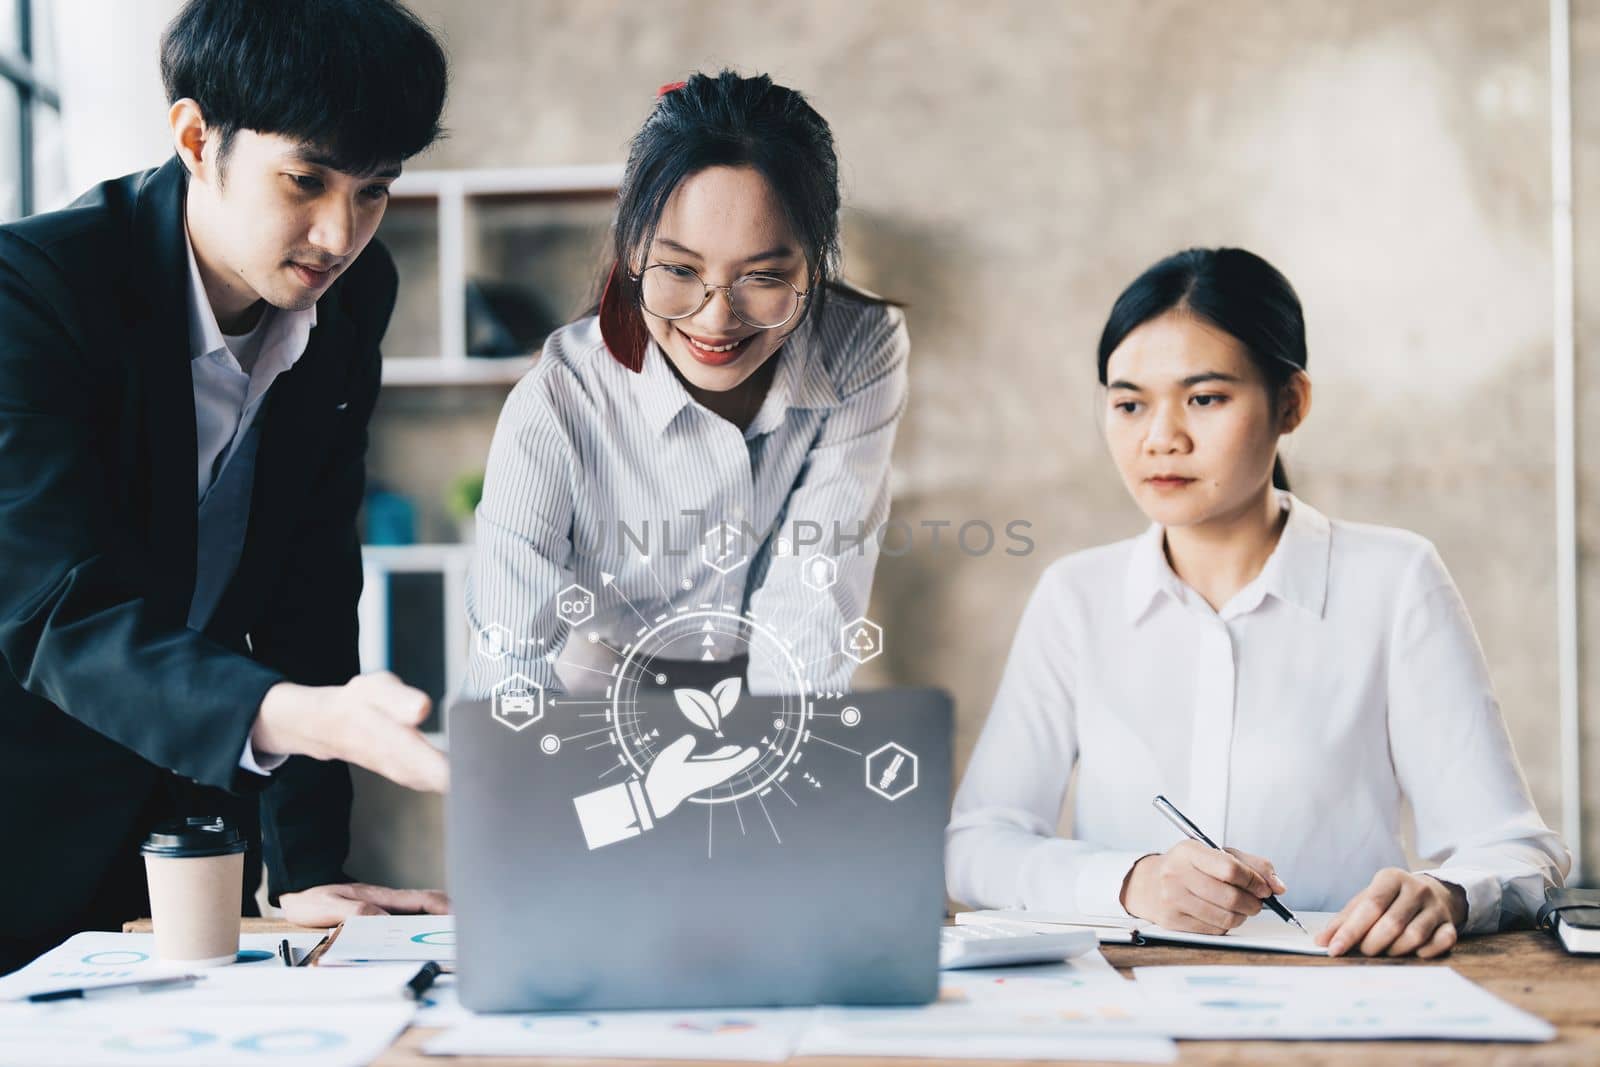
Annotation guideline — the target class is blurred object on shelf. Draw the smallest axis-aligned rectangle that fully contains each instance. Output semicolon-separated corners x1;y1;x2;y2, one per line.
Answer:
364;485;417;545
465;277;559;357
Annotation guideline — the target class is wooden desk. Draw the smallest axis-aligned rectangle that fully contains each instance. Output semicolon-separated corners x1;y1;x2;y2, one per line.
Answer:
126;919;1600;1065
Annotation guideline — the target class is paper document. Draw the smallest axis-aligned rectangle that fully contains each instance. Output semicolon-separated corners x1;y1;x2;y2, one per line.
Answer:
139;963;419;1004
0;1002;413;1067
423;1006;815;1061
956;909;1141;944
0;931;330;1001
959;909;1338;954
1132;965;1555;1041
796;958;1175;1062
424;955;1174;1062
410;973;473;1028
1138;911;1336;955
319;914;455;966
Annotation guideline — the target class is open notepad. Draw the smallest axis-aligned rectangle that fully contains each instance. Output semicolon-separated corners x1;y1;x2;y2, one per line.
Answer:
956;909;1339;956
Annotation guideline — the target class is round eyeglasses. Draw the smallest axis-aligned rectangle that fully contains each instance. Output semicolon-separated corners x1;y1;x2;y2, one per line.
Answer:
634;263;808;330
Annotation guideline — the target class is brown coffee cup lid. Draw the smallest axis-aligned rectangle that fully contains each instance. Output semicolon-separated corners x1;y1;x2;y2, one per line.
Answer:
140;816;247;858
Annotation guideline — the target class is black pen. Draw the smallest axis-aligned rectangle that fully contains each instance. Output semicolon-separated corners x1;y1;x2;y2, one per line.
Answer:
27;974;202;1003
1152;794;1306;933
405;960;443;1001
278;938;293;967
296;933;330;967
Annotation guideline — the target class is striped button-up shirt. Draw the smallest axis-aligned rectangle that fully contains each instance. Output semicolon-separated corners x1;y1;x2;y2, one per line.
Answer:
463;291;909;700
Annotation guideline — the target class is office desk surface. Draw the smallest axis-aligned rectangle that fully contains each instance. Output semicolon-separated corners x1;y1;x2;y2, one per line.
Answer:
126;919;1600;1065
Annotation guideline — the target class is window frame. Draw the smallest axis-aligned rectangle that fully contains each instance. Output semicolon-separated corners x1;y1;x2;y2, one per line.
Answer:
0;0;61;218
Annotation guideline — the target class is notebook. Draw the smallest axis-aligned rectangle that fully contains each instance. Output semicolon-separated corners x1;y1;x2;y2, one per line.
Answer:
1537;888;1600;955
956;909;1338;956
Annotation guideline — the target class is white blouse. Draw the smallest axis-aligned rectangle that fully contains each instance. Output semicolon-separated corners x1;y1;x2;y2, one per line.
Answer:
946;493;1568;934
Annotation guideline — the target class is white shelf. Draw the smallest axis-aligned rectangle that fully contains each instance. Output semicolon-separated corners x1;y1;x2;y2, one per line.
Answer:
380;356;534;387
380;164;623;377
362;542;474;571
391;164;625;199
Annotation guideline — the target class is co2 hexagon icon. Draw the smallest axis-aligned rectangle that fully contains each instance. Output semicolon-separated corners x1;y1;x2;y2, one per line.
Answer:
840;616;883;664
476;622;513;660
802;554;838;593
491;672;545;733
866;742;918;801
701;522;750;575
555;583;595;627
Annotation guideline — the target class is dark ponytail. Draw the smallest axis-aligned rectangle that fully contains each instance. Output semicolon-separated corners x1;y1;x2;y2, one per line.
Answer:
1096;248;1307;492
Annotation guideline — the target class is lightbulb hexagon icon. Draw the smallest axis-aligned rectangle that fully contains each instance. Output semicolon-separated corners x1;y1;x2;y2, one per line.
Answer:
802;554;839;593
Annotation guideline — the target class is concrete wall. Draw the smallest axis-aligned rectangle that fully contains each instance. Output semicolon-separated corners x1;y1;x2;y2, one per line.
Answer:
349;0;1596;893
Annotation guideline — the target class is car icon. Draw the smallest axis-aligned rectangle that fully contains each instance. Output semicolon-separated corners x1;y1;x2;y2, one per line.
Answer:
499;688;537;717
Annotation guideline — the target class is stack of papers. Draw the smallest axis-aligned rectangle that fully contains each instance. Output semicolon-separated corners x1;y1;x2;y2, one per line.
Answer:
0;931;331;1000
425;952;1181;1063
423;1006;818;1062
3;926;1560;1063
0;933;419;1067
0;1003;414;1067
796;962;1177;1062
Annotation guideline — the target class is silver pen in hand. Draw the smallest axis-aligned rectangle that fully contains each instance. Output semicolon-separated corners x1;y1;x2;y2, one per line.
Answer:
1152;794;1306;933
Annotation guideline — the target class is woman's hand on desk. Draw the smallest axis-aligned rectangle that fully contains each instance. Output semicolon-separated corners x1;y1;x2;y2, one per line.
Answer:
280;883;452;926
1316;868;1467;958
1120;840;1287;934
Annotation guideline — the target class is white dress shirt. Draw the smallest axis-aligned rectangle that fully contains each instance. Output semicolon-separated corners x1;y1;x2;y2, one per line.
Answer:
463;292;909;699
184;234;315;503
183;229;315;774
946;492;1569;934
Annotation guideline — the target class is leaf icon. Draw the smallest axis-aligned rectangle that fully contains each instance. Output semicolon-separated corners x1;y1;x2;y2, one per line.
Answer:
675;688;723;736
711;677;742;721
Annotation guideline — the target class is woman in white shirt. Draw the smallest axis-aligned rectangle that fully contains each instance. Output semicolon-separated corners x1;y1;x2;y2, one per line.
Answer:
465;71;907;705
946;247;1567;958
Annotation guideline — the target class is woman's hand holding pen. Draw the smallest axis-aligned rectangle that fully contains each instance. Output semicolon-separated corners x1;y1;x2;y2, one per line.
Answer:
1316;868;1466;958
1120;840;1288;934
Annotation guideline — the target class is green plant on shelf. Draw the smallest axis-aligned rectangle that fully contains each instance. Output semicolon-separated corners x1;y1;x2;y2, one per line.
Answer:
447;471;485;544
446;470;485;521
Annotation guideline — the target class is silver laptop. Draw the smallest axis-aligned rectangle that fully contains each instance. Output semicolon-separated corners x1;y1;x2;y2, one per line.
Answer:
447;678;951;1012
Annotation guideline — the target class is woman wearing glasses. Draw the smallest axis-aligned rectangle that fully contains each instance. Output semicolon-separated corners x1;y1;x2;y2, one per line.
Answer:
464;71;907;702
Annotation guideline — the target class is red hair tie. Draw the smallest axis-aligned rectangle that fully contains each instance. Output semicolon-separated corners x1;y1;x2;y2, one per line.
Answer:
657;80;687;97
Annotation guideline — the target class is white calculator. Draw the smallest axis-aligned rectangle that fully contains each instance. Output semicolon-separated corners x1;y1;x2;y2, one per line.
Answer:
939;920;1100;970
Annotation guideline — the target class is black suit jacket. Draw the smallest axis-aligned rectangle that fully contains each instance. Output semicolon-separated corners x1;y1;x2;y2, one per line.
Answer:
0;157;392;973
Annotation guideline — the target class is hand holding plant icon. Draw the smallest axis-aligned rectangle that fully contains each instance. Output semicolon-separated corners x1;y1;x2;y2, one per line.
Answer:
674;677;742;738
643;734;762;818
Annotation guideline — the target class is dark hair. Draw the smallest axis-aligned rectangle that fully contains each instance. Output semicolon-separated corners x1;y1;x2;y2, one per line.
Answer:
1097;247;1307;492
160;0;448;176
617;71;841;308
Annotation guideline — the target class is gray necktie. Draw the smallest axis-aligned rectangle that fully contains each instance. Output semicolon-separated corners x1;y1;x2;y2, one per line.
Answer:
187;409;264;632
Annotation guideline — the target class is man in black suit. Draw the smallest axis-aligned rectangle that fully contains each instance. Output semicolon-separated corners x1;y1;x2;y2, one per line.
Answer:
0;0;453;974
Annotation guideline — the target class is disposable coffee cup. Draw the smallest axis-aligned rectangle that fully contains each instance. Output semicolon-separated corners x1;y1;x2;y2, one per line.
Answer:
140;816;246;967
